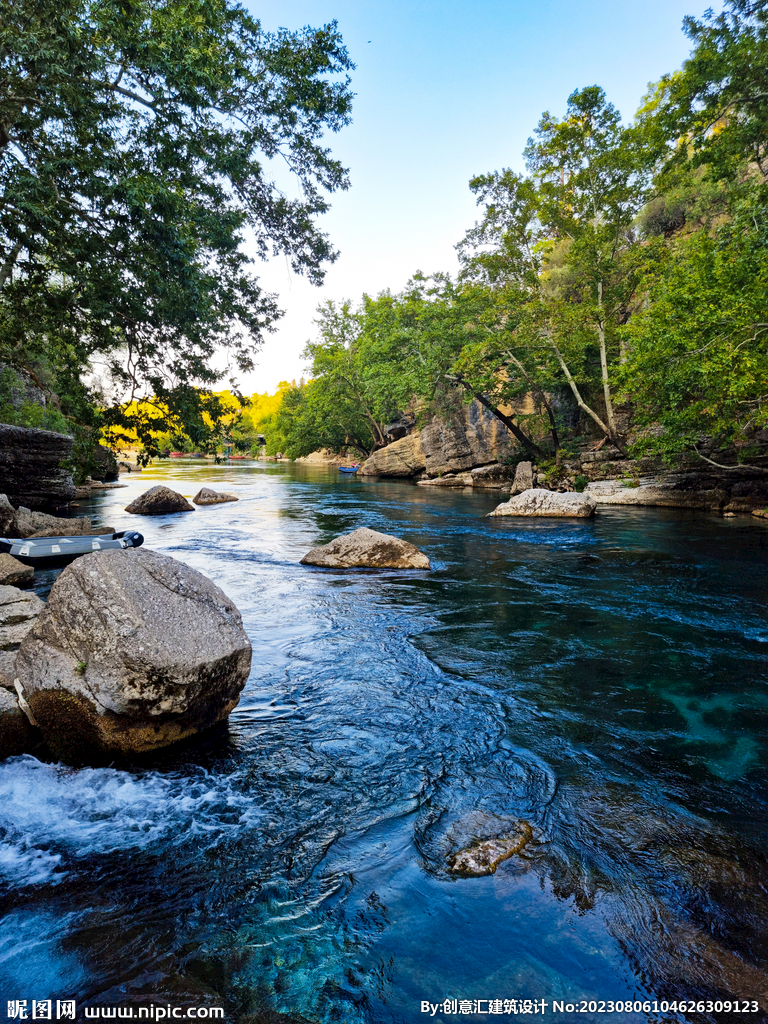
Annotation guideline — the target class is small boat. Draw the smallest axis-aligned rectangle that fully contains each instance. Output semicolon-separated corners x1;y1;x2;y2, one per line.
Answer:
228;454;251;461
1;531;144;569
338;465;359;474
169;452;186;458
188;452;203;458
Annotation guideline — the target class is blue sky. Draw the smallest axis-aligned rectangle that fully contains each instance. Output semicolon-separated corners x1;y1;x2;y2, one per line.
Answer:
240;0;710;393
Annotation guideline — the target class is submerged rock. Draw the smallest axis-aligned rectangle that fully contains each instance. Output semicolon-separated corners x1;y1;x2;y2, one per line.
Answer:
16;548;252;762
125;485;194;515
448;820;533;877
0;553;33;587
193;487;238;506
489;488;596;518
0;586;44;650
300;527;430;569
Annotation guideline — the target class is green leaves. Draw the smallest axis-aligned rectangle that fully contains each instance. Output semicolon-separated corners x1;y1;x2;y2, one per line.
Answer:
0;0;353;444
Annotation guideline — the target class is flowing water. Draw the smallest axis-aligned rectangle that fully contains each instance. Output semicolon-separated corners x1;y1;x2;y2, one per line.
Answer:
2;462;768;1023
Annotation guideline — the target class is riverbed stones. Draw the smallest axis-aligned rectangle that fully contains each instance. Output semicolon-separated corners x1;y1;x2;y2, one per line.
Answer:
0;554;33;587
0;586;44;650
448;820;533;877
300;527;431;569
489;488;597;518
192;487;238;506
15;548;252;762
125;485;194;515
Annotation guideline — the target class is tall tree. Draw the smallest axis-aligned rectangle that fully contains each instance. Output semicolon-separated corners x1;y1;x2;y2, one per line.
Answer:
459;87;650;453
0;0;353;449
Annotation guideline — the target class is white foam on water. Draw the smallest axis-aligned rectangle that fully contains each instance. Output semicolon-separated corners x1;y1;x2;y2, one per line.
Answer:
0;754;262;886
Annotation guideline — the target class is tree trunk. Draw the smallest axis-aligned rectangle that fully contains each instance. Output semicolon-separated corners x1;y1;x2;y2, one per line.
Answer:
449;374;544;458
504;350;560;449
596;281;624;451
548;337;629;457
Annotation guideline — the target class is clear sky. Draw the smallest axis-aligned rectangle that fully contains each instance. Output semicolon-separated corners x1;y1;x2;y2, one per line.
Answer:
238;0;709;395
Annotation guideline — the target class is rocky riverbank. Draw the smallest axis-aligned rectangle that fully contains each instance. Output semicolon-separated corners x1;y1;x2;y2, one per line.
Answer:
356;403;768;514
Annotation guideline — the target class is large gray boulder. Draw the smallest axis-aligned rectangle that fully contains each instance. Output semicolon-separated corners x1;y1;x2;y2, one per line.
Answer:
0;586;44;650
301;527;430;569
15;548;252;762
193;487;238;506
125;485;194;515
489;488;597;518
0;424;76;508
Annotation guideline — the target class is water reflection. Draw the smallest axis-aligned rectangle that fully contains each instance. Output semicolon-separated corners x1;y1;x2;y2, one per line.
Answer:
2;462;767;1022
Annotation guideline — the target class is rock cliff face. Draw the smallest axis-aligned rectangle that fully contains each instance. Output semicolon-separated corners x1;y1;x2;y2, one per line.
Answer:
0;424;76;509
361;400;515;478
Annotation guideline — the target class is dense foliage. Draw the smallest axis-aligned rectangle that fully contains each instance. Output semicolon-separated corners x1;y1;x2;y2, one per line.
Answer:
0;0;352;459
271;0;768;469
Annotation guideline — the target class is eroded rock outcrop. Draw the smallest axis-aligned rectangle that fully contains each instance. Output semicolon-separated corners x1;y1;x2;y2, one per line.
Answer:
489;489;596;518
360;400;517;478
0;586;44;650
0;424;76;508
193;487;238;506
125;485;194;515
16;548;252;762
360;434;426;477
300;527;430;569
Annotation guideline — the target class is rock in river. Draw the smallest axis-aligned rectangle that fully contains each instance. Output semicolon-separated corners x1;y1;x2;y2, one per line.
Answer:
448;820;533;877
489;488;596;518
193;487;238;506
15;548;252;762
300;527;431;569
125;485;194;515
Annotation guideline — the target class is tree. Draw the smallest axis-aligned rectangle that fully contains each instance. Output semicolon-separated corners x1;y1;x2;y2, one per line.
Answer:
458;87;650;453
0;0;353;453
621;188;768;465
650;0;768;182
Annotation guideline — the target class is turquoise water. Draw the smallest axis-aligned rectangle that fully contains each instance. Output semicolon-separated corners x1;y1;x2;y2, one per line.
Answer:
2;462;767;1023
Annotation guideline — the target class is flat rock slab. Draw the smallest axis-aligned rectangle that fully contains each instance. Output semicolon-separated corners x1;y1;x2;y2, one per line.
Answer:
448;820;533;877
489;488;596;518
0;553;34;587
193;488;238;506
301;527;430;569
125;486;194;515
16;547;251;762
0;586;44;651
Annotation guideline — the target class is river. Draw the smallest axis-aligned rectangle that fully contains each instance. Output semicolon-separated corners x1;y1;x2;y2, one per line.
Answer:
1;461;767;1023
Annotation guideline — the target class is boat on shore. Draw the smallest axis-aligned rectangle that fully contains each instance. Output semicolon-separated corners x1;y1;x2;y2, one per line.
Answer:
1;531;144;568
169;452;185;458
338;465;360;474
